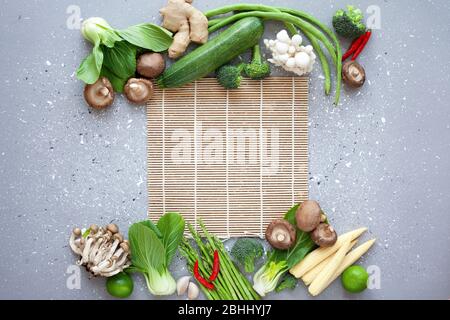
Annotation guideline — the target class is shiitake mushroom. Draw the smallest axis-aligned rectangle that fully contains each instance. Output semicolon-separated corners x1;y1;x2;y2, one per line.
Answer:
342;60;366;88
295;200;322;232
311;223;337;247
136;52;165;78
124;78;154;104
83;77;115;109
265;219;296;250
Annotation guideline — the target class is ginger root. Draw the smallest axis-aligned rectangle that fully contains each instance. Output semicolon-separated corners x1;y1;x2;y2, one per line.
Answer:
160;0;209;59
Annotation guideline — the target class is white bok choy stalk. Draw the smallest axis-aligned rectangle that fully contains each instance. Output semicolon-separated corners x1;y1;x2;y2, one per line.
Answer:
253;259;289;296
81;17;121;47
128;212;185;296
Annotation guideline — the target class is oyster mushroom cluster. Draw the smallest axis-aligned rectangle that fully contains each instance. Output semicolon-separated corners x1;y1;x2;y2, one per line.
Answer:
69;223;131;277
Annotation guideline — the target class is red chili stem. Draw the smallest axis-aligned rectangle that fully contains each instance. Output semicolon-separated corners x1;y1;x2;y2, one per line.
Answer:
342;34;366;61
352;30;372;61
209;250;220;281
193;260;214;290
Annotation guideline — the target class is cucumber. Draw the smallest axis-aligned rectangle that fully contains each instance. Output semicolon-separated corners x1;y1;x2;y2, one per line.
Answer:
157;17;264;88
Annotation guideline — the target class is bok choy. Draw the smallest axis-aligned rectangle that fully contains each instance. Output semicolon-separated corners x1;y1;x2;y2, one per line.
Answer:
252;203;316;297
128;212;185;296
77;17;173;92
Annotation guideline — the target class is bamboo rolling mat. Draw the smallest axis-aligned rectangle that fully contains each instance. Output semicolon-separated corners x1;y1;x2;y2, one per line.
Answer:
147;77;308;237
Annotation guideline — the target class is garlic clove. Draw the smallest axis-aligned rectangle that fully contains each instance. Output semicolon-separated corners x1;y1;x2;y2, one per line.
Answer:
187;282;200;300
176;276;191;296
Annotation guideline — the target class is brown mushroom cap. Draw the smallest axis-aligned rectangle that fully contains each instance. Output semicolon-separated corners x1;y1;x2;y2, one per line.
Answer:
73;228;82;236
120;242;130;252
89;224;99;234
113;233;124;242
106;223;119;234
136;53;165;78
83;77;115;109
124;78;154;104
265;219;296;250
342;60;366;88
295;200;322;232
311;223;338;247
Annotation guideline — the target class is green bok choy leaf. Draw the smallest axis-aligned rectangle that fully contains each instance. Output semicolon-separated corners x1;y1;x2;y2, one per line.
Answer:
76;17;173;90
128;212;185;296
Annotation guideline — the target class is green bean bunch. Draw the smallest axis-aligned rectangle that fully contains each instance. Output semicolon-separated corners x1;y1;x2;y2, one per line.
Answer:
179;220;260;300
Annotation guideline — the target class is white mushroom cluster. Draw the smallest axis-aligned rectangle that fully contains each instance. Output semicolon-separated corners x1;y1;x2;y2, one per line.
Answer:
264;30;316;76
69;224;131;277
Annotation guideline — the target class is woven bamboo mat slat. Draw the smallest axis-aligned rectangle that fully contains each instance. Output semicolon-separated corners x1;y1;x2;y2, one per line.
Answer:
147;77;308;238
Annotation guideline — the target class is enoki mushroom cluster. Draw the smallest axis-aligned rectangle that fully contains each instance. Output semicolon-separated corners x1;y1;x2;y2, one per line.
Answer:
69;224;131;277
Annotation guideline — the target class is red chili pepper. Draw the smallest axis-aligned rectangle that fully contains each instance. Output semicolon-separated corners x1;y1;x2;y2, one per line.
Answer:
352;30;372;61
342;33;366;61
193;260;214;290
209;250;220;281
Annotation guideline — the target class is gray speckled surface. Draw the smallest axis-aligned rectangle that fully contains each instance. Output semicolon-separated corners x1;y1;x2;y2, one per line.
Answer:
0;0;449;300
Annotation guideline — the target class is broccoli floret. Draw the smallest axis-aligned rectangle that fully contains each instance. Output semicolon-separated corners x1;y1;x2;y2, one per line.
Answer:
244;44;271;80
332;5;366;39
231;238;264;273
216;63;245;89
275;274;298;293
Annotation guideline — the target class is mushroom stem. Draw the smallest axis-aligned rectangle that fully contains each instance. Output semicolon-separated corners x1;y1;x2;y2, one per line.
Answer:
69;232;82;255
100;268;124;277
105;234;123;261
102;254;127;273
92;259;113;273
81;237;95;264
89;237;104;262
93;242;109;265
111;248;124;260
99;87;110;97
105;239;120;261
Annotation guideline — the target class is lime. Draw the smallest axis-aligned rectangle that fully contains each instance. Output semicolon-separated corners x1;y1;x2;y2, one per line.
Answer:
106;272;134;298
341;265;368;293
